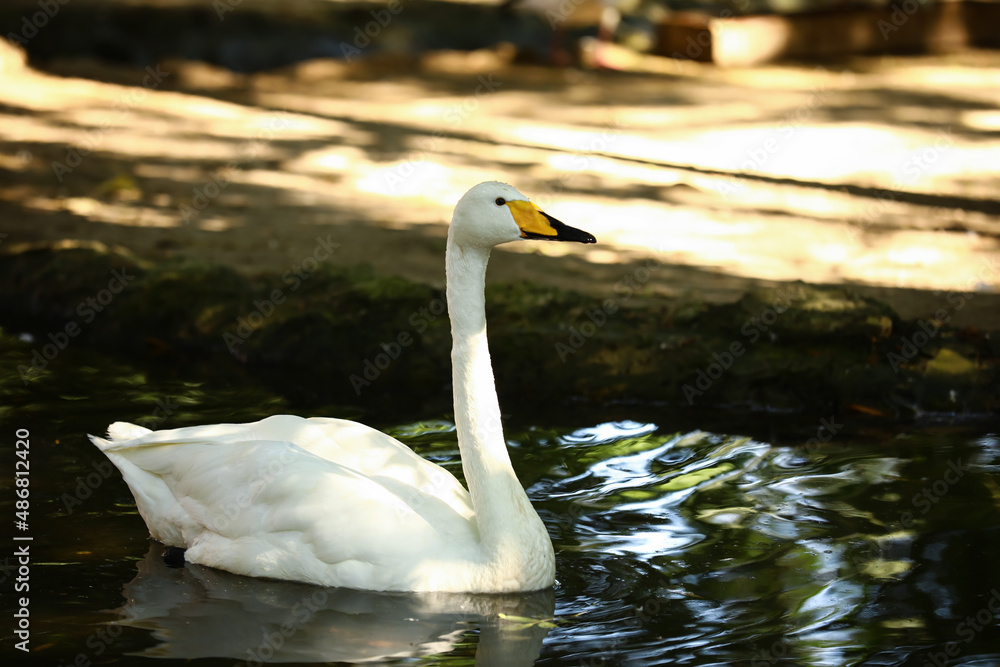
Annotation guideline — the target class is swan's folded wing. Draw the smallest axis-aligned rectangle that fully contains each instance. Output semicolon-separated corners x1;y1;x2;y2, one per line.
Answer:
301;417;474;518
95;416;466;500
120;415;473;519
92;428;480;589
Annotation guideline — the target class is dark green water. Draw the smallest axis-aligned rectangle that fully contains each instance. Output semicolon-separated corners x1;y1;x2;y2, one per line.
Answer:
2;338;999;666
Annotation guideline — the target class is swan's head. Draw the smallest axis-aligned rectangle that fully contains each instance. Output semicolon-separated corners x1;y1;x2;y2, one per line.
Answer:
450;181;596;249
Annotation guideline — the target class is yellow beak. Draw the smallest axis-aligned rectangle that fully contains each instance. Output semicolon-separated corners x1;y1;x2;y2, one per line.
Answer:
505;200;596;244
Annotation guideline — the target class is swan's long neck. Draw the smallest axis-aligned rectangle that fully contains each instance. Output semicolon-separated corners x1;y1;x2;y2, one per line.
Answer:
445;239;553;585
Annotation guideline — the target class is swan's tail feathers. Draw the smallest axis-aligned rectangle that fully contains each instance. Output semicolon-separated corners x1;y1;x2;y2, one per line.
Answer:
88;422;153;452
86;423;187;546
108;422;153;442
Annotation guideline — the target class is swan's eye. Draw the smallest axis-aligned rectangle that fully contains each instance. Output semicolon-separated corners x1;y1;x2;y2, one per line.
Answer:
494;197;506;206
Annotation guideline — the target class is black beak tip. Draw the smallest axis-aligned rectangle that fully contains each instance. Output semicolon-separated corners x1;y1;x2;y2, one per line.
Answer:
541;211;597;244
559;226;596;244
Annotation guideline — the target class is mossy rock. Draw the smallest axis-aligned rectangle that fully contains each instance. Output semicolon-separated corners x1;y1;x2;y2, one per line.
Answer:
734;285;896;340
109;258;251;347
1;245;997;418
0;244;145;327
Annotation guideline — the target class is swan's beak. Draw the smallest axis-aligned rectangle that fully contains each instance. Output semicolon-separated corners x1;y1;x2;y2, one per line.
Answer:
507;200;597;244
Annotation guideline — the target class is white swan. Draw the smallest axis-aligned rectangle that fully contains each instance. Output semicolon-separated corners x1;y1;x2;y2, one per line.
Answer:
90;181;596;593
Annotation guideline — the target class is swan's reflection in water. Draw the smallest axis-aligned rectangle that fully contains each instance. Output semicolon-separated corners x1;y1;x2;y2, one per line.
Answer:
117;544;555;664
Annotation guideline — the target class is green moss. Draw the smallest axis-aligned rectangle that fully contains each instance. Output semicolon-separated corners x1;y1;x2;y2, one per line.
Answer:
925;348;977;376
1;247;997;417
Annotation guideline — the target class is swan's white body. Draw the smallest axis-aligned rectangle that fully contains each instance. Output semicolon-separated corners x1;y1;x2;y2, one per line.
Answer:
90;181;595;593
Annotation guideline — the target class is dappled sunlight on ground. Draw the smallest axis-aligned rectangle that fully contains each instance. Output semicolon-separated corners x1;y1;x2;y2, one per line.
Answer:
1;45;998;324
